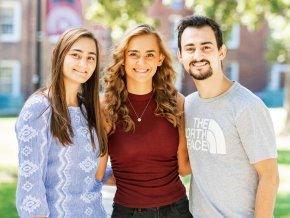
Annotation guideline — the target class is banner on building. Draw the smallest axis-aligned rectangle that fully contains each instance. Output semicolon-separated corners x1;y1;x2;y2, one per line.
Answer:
46;0;82;37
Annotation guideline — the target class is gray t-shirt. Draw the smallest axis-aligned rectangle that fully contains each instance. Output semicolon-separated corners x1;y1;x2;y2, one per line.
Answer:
184;82;277;218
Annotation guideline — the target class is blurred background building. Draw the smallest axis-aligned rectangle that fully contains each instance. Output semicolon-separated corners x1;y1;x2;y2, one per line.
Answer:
0;0;286;115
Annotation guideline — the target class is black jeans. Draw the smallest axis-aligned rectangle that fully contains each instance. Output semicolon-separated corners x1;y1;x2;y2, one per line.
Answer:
111;196;193;218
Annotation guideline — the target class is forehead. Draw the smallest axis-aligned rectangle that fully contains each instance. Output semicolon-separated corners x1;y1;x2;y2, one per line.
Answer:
126;34;159;51
180;26;217;47
70;37;97;53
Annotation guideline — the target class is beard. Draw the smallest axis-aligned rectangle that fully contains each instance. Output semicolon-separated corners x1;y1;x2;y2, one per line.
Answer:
188;59;213;80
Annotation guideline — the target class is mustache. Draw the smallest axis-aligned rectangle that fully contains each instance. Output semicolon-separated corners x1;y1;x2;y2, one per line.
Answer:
189;59;210;65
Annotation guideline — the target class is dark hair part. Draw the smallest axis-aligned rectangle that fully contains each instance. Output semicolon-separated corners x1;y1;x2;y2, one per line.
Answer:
49;27;107;156
177;15;223;51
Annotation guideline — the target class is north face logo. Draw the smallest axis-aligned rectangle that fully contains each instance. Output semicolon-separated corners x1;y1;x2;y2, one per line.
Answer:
186;118;226;154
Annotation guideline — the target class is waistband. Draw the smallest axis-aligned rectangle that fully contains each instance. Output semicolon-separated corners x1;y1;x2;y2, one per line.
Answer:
113;196;188;212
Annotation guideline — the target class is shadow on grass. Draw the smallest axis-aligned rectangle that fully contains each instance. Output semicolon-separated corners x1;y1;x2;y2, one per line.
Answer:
0;181;18;218
274;193;290;218
0;178;289;217
278;150;290;165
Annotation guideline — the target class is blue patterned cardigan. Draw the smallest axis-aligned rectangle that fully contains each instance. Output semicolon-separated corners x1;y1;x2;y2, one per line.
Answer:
15;94;111;218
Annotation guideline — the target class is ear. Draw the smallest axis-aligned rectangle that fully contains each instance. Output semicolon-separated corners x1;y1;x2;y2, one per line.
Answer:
219;44;227;60
177;49;182;64
157;53;165;66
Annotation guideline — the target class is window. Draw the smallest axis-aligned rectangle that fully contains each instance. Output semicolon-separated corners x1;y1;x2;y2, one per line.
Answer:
169;14;182;50
226;61;239;82
170;0;183;9
169;15;183;90
226;24;240;50
0;61;21;96
0;1;21;42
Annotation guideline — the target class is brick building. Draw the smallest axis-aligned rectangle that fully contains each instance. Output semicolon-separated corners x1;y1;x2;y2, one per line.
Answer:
0;0;277;115
0;0;111;115
147;0;271;96
0;0;36;114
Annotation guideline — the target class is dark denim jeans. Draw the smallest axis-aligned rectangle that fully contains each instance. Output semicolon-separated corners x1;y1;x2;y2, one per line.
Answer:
111;196;193;218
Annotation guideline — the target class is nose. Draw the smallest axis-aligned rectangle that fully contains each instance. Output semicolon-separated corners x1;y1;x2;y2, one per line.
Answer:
78;58;88;70
136;56;146;65
193;48;203;60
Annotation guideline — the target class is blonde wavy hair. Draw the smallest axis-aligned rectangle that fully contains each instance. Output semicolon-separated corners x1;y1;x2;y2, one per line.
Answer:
103;24;181;134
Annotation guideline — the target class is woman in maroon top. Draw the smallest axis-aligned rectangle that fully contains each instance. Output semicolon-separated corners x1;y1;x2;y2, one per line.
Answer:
103;24;192;218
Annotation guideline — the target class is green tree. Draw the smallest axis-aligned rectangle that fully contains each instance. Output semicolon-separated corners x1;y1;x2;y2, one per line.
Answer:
187;0;290;133
87;0;290;133
86;0;155;41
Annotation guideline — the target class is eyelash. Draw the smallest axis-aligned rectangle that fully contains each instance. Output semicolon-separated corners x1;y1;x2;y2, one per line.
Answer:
70;53;95;61
128;53;154;58
185;47;211;52
71;53;80;58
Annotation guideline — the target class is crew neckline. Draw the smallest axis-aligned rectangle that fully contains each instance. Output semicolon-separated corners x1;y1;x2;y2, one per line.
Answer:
128;91;154;101
197;81;239;103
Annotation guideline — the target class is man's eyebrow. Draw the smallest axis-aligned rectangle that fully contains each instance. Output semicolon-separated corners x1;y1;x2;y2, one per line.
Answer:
201;41;214;45
184;41;214;46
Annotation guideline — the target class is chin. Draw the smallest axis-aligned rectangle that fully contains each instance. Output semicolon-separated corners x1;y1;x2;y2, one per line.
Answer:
189;69;213;80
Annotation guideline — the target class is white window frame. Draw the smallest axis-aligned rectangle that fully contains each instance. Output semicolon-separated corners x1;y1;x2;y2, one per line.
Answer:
226;61;239;82
269;63;289;90
169;14;183;91
0;60;21;96
0;1;21;42
226;24;240;50
169;14;182;49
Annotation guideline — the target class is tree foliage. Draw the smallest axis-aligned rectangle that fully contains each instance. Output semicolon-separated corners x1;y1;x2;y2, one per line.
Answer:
188;0;290;132
187;0;290;63
87;0;290;132
86;0;155;40
87;0;290;62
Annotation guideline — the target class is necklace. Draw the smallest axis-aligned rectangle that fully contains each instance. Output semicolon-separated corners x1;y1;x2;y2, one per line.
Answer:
127;93;153;122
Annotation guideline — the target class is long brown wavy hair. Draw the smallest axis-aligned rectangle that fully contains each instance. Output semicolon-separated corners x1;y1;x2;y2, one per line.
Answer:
47;28;107;156
103;24;181;134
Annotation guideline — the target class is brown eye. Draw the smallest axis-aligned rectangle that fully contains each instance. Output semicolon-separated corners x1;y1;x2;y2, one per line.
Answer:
71;53;80;59
88;56;95;61
128;52;139;59
185;47;194;52
204;46;211;51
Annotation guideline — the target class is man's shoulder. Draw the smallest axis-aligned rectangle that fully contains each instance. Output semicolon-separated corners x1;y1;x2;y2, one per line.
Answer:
233;83;266;108
185;91;199;101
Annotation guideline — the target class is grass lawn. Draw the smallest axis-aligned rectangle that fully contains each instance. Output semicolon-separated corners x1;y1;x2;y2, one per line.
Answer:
1;170;289;218
0;182;18;218
274;193;290;217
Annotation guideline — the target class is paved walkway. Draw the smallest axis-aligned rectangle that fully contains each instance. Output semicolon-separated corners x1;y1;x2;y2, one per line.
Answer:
102;186;116;217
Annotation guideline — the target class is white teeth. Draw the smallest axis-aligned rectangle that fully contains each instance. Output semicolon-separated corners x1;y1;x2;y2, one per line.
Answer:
193;62;207;67
134;69;147;73
74;69;86;73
